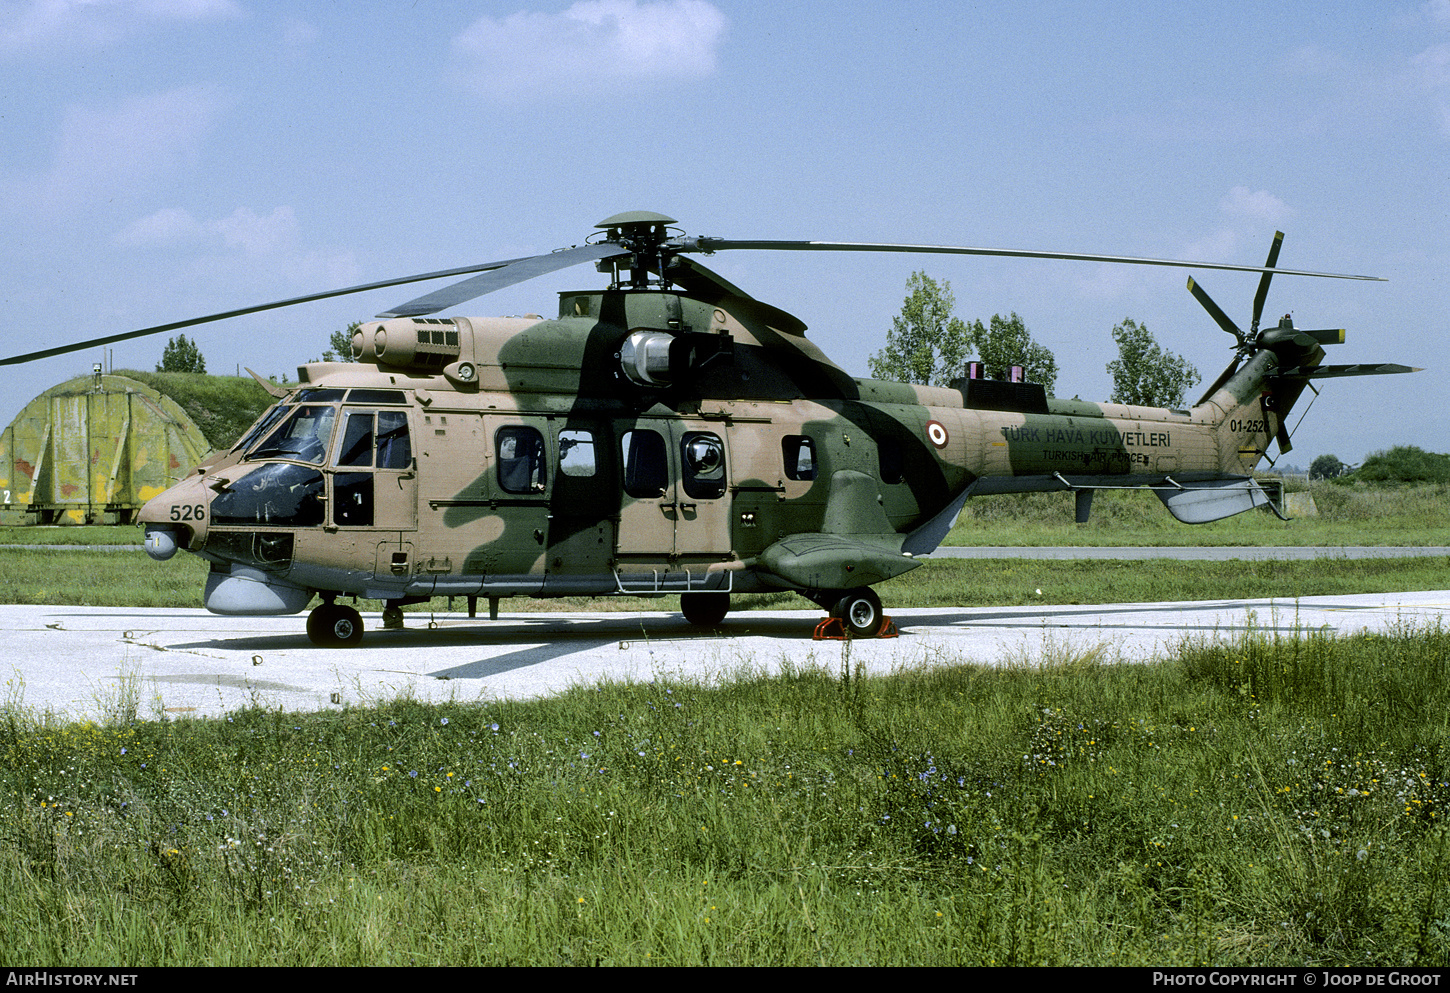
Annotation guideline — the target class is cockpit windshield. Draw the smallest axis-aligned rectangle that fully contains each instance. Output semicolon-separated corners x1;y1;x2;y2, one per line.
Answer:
247;405;336;464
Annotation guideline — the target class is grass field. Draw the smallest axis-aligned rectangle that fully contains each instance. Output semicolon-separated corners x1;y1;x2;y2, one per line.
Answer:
1;480;1446;965
944;480;1450;546
4;622;1450;966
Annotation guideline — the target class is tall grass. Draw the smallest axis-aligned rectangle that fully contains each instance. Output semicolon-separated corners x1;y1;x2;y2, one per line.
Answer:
4;623;1450;966
948;480;1450;546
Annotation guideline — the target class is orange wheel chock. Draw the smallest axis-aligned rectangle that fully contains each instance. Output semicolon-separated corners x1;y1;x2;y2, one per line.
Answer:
812;616;898;640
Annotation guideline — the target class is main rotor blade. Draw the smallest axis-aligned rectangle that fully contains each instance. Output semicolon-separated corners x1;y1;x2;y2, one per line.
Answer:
690;237;1384;282
1251;231;1284;332
1187;277;1245;346
1278;362;1422;379
0;254;544;367
377;243;629;318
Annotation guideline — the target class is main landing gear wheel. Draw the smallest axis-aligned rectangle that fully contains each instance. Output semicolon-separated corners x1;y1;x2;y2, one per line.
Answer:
307;603;364;648
831;587;883;638
681;591;730;627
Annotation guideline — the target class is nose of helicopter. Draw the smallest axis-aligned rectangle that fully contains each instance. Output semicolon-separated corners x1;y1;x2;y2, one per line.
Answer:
137;473;214;560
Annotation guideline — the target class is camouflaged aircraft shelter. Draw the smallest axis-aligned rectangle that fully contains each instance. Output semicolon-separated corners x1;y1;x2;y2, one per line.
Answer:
0;372;211;525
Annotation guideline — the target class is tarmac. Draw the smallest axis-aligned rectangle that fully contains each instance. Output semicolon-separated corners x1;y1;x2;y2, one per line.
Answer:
4;588;1448;723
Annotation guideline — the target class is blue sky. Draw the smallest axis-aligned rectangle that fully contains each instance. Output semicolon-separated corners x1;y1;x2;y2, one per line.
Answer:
1;0;1446;469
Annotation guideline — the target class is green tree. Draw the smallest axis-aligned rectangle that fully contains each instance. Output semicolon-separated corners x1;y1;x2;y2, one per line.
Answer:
1309;454;1346;480
323;322;360;363
867;272;971;387
1105;317;1200;408
156;334;206;373
968;312;1058;397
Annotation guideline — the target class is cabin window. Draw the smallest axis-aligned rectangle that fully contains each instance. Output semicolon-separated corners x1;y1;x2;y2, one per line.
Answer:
879;441;904;485
497;426;547;494
681;432;726;499
559;430;597;477
621;430;667;498
782;435;817;481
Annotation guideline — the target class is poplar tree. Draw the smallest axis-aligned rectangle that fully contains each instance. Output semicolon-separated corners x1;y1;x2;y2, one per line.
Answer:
967;312;1058;397
1106;317;1199;407
867;271;970;387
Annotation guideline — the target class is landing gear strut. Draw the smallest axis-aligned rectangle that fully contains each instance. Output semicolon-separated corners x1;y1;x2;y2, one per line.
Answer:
307;602;364;647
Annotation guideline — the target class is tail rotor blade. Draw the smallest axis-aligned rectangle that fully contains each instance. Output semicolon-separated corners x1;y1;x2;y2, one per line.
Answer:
1187;277;1245;347
1251;231;1284;333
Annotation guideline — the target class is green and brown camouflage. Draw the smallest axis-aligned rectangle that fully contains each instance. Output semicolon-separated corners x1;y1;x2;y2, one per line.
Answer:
135;268;1407;645
0;209;1382;645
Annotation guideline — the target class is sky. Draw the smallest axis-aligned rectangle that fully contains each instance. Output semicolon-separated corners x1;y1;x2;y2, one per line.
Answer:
1;0;1446;471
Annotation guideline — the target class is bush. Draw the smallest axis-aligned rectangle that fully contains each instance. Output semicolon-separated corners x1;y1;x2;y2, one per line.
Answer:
1341;446;1450;485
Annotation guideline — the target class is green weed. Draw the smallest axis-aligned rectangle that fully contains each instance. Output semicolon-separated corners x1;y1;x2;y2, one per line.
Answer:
4;624;1450;965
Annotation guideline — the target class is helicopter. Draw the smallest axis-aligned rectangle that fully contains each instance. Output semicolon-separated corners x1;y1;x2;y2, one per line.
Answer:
1;211;1414;646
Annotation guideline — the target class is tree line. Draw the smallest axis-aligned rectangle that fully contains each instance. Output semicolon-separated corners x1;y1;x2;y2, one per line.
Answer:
866;270;1201;408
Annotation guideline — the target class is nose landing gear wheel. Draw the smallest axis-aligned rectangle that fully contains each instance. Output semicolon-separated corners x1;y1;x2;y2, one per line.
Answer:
307;603;364;647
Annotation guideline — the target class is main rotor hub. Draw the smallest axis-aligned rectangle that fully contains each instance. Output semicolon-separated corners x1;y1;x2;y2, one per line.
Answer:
593;211;681;290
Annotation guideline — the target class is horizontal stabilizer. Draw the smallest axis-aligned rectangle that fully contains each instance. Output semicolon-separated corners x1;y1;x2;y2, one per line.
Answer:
1155;477;1271;524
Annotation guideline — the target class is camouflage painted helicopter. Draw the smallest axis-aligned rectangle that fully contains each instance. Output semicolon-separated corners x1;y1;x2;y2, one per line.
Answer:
1;211;1412;646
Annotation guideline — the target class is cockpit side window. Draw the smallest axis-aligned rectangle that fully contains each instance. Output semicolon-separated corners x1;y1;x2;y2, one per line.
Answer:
377;410;412;469
336;412;374;467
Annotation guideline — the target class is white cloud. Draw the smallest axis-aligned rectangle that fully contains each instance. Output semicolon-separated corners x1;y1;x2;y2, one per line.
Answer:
3;85;226;213
1173;189;1292;267
1411;41;1450;135
1219;186;1292;225
279;16;318;49
453;0;727;101
115;205;298;255
114;206;208;246
214;205;298;256
1181;226;1241;264
0;0;241;53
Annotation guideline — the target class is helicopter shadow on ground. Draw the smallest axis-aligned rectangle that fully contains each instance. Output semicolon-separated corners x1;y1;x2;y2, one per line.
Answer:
166;613;835;681
896;601;1339;637
163;600;1334;683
